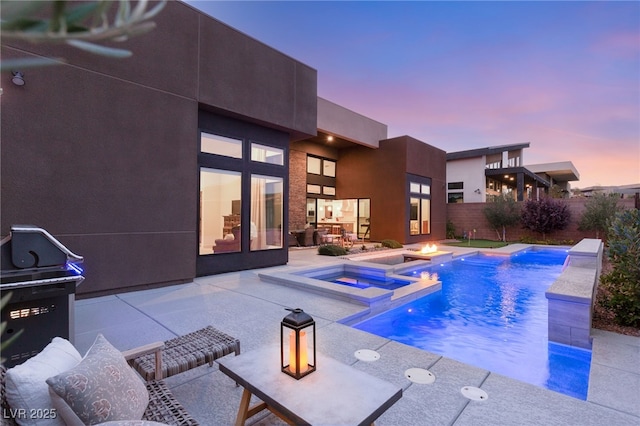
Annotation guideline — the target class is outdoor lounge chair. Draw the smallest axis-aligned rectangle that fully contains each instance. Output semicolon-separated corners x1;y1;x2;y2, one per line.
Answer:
1;339;199;426
128;325;241;381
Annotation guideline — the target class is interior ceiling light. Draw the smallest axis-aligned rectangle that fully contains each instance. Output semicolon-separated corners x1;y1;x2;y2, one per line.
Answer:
327;135;334;142
11;71;25;86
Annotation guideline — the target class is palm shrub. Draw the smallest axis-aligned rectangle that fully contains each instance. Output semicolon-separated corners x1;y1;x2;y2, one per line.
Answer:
577;193;622;240
318;244;347;256
599;209;640;327
381;239;403;249
483;195;520;241
521;197;571;240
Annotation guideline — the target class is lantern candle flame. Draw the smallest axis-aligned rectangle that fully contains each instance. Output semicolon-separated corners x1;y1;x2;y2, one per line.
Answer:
289;330;309;374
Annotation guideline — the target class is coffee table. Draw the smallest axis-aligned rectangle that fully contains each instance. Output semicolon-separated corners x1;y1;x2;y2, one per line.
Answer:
217;346;402;426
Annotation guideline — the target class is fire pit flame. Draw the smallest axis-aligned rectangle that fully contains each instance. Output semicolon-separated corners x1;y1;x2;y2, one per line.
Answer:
420;244;438;254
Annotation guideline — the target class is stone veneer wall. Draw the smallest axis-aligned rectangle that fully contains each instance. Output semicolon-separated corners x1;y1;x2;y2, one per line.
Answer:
289;149;308;230
447;197;636;242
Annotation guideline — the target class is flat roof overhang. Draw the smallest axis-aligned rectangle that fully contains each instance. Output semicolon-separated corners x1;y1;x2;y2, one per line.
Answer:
485;167;550;188
447;143;530;161
526;161;580;182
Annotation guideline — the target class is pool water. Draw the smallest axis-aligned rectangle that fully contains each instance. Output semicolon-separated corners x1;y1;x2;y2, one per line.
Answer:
354;249;592;400
327;274;410;290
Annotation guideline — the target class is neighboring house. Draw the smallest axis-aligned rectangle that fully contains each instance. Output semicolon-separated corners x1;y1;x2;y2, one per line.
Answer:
1;1;445;297
446;144;579;203
526;162;580;196
578;183;640;198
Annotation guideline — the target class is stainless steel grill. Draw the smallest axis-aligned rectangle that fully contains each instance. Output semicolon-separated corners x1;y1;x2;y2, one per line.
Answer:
1;225;84;367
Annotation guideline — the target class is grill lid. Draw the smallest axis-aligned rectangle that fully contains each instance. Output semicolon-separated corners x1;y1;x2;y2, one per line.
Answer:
1;225;84;286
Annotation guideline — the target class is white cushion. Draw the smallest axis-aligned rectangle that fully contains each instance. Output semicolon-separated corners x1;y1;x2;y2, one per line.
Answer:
5;337;82;426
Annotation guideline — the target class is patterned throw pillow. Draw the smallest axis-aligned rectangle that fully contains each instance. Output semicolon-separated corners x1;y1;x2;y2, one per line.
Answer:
46;334;149;425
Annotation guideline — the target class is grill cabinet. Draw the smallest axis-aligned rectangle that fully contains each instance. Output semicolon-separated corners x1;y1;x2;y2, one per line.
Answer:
1;226;84;368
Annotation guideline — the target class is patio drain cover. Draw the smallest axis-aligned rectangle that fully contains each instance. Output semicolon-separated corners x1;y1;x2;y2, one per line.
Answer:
404;368;435;384
354;349;380;362
461;386;488;401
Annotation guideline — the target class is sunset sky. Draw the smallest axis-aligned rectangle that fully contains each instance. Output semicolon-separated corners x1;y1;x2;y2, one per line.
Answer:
185;1;640;189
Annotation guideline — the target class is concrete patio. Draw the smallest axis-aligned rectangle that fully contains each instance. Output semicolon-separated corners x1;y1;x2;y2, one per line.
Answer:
74;246;640;425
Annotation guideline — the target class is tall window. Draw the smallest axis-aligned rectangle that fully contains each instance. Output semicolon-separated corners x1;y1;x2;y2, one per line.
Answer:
197;113;289;276
200;168;241;254
199;131;286;255
409;177;431;235
251;175;283;251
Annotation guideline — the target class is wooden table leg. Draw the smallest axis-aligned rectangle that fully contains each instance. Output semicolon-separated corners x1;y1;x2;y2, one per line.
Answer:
235;388;252;426
235;388;271;426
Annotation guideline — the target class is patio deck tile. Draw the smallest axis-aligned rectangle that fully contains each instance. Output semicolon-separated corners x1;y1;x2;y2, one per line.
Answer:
455;372;639;426
71;245;640;425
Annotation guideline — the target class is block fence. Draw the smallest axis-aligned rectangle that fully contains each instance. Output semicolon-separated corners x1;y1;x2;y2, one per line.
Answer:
446;197;636;243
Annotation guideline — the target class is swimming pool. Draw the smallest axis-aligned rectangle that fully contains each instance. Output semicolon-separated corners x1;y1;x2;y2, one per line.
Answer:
353;248;592;400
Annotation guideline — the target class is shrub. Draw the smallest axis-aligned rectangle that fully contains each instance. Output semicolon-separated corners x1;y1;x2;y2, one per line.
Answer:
446;220;456;239
380;239;403;249
599;209;640;327
483;195;520;241
577;192;622;240
521;197;570;239
318;244;347;256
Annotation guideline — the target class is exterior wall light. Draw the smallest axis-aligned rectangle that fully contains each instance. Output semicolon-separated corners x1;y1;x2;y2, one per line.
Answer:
11;71;25;86
281;308;316;379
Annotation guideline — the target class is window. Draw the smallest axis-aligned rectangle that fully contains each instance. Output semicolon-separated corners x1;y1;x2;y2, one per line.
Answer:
197;112;289;276
200;169;242;254
448;192;464;203
307;157;321;175
448;182;463;190
252;143;284;165
307;155;338;197
421;199;430;233
201;132;242;158
408;177;431;235
307;155;336;177
323;160;336;177
323;186;336;196
251;175;283;251
307;184;321;194
410;197;419;235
